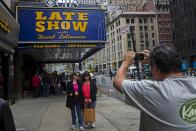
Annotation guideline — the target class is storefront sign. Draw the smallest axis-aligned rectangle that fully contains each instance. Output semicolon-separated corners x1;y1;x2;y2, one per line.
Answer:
0;2;19;53
0;19;10;33
17;7;106;43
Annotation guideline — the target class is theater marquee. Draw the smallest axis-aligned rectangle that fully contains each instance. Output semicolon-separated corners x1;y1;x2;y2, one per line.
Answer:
16;7;106;44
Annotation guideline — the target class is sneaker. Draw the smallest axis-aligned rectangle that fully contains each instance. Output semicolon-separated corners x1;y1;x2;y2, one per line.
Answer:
84;123;89;128
71;125;77;130
79;126;84;131
90;123;95;128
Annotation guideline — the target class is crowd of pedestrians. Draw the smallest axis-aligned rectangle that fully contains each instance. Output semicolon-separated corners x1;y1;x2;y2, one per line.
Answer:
31;71;69;98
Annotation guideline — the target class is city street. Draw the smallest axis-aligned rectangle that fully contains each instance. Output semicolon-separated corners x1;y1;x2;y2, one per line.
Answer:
3;0;196;131
11;93;140;131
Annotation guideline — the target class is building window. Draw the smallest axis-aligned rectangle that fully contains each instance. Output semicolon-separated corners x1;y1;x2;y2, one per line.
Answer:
139;19;143;23
159;28;163;32
126;19;130;24
140;26;143;31
116;21;120;27
151;26;154;31
116;22;118;27
131;19;135;23
146;41;149;49
130;26;135;31
150;18;153;23
144;26;148;31
145;33;148;38
117;43;120;49
128;41;132;49
144;18;147;23
158;14;161;18
140;33;144;39
153;40;155;46
141;44;144;50
127;34;131;38
152;33;155;38
118;52;120;58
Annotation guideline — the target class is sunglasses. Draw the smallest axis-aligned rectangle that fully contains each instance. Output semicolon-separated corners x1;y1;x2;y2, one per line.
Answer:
84;74;90;76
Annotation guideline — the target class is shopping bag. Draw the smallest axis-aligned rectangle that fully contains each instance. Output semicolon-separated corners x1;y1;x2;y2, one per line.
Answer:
83;107;96;123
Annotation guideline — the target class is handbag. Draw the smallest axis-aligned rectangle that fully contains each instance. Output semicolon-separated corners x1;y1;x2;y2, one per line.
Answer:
83;103;96;123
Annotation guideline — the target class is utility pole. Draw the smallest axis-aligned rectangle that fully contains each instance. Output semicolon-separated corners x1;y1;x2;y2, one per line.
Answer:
79;62;82;71
72;63;75;73
129;26;141;80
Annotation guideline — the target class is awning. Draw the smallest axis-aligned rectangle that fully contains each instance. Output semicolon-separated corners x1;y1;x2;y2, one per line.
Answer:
19;45;104;63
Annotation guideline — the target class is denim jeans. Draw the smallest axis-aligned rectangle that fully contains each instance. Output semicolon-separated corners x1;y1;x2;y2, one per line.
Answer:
32;87;40;97
71;104;84;127
42;84;49;97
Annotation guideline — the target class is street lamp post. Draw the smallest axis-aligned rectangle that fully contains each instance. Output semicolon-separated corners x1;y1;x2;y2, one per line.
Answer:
129;26;141;80
72;63;75;73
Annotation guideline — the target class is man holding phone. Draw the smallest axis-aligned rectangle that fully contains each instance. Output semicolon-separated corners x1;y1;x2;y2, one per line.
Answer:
113;44;196;131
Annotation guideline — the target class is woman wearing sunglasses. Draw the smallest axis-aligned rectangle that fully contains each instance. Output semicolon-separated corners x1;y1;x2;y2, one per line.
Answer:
81;71;97;128
66;72;84;131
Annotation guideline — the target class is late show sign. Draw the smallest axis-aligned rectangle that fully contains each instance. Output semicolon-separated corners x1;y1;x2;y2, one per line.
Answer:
17;7;106;43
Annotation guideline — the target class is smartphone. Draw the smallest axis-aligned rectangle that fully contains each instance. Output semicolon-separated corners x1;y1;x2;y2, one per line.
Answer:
134;53;144;60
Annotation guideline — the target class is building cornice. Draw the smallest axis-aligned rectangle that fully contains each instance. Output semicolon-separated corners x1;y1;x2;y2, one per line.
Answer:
107;11;156;27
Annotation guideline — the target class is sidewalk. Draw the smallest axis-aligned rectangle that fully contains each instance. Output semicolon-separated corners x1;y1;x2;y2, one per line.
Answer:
11;95;140;131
